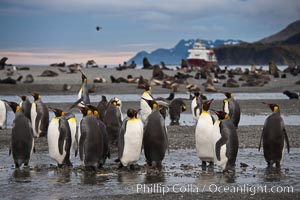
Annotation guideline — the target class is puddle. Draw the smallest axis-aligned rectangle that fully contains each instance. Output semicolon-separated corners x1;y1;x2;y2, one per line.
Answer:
0;148;298;198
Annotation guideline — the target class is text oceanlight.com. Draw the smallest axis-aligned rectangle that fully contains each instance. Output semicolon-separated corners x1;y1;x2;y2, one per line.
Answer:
130;184;294;195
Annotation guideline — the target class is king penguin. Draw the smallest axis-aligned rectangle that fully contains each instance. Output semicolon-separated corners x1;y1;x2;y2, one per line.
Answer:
87;105;110;166
191;92;202;120
143;99;169;170
169;98;186;125
195;99;214;169
48;107;72;167
118;109;143;169
0;100;7;129
30;92;49;137
70;69;90;109
64;112;77;158
6;101;34;168
140;83;154;123
103;98;123;146
78;106;104;169
19;95;32;120
212;110;239;172
223;92;241;128
259;103;290;168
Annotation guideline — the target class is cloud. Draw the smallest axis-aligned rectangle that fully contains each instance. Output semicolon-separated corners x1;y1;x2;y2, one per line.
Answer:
0;49;135;65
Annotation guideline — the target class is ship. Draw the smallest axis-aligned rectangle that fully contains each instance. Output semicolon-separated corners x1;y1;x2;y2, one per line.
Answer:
187;39;218;67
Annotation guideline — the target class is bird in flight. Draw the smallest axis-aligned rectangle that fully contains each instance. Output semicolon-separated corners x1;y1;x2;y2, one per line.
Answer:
96;26;102;31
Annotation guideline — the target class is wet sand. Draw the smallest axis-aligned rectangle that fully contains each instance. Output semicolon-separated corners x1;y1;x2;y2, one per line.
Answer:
0;66;299;199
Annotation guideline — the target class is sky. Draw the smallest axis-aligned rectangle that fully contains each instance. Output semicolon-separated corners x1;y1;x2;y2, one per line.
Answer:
0;0;299;65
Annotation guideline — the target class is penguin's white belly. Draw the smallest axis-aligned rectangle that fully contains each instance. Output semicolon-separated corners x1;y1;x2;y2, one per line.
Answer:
281;140;286;161
31;102;38;137
212;122;228;170
121;120;143;166
140;99;152;122
0;100;7;128
191;99;199;120
195;115;214;161
68;118;77;157
48;119;66;164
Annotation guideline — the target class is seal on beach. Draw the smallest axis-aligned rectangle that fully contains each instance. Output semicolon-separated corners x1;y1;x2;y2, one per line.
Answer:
169;98;187;125
6;101;34;168
223;92;241;128
0;100;7;129
48;107;72;167
19;96;32;120
195;99;214;169
283;90;299;99
191;92;202;120
117;109;143;169
78;106;104;169
212;110;239;172
140;83;154;123
259;103;290;168
30;92;49;137
143;99;169;170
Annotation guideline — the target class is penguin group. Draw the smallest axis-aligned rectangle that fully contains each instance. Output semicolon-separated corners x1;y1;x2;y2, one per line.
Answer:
0;69;290;174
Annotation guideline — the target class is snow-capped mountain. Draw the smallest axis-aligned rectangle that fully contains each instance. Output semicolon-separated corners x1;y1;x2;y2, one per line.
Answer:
128;39;243;65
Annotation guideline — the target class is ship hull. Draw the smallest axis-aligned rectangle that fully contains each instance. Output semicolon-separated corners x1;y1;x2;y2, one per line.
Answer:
187;58;217;68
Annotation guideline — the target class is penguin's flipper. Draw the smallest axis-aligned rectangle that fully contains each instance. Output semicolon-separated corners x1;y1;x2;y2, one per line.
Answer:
58;120;67;155
69;97;83;109
79;125;86;161
118;119;128;160
9;147;11;156
283;128;290;153
215;137;227;161
259;126;265;151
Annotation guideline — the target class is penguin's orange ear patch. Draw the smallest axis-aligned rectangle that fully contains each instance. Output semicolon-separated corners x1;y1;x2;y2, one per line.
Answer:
274;105;279;112
225;113;230;119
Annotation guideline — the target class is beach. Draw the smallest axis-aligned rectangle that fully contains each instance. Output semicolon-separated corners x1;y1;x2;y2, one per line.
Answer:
0;66;299;199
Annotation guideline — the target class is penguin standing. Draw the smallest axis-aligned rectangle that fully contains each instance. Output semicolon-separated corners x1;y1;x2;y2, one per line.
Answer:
0;100;7;129
191;92;202;120
140;83;154;123
19;95;32;120
223;92;241;128
87;105;110;166
96;95;108;121
143;99;169;169
78;106;103;169
118;109;143;169
212;110;239;172
6;101;34;168
70;69;90;109
103;98;123;145
30;93;49;137
195;99;214;169
169;98;186;125
64;112;77;158
48;107;72;167
259;103;290;168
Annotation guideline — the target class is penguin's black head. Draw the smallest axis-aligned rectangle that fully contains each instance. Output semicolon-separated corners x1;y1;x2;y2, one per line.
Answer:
127;109;139;118
142;98;158;110
262;102;279;112
101;95;107;102
79;70;87;83
110;98;121;107
87;105;99;117
202;99;214;111
212;110;229;120
5;101;21;113
143;83;151;92
224;92;233;99
19;95;27;101
78;106;92;117
194;92;200;98
49;107;65;117
31;92;40;101
181;103;187;112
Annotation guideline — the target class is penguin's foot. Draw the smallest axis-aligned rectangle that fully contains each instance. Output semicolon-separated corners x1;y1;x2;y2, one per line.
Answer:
275;161;281;168
208;161;214;167
201;161;207;170
129;164;135;170
118;163;124;169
